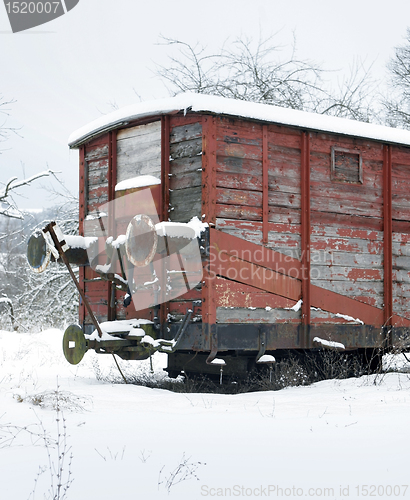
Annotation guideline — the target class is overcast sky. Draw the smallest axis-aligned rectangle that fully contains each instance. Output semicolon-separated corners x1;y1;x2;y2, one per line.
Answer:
1;0;410;210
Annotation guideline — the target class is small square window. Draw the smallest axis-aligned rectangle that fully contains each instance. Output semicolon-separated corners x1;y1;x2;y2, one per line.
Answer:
331;147;363;184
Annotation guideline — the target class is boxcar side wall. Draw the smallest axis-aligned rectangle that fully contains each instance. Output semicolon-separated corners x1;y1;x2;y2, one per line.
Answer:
201;114;410;342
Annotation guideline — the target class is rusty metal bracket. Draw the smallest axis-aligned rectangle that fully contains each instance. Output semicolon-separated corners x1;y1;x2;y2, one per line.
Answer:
158;309;192;353
256;329;267;362
205;324;218;365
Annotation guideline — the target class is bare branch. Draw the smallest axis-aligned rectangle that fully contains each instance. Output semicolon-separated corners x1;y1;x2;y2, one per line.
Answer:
0;95;19;148
0;170;57;219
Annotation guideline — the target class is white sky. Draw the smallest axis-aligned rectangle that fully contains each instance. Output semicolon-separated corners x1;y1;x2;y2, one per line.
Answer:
1;0;410;210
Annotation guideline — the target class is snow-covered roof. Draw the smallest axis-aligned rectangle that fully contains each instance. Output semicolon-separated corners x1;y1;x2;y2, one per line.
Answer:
68;93;410;148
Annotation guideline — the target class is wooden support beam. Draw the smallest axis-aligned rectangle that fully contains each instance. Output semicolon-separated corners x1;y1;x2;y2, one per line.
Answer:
383;144;393;329
161;115;171;222
300;131;311;335
262;125;269;245
160;115;171;334
107;131;117;321
79;146;86;326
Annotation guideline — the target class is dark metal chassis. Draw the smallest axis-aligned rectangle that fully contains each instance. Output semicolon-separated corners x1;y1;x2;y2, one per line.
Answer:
82;320;410;377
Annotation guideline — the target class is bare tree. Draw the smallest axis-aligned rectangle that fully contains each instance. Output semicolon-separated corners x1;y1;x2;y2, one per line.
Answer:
384;28;410;128
156;34;377;122
0;182;79;331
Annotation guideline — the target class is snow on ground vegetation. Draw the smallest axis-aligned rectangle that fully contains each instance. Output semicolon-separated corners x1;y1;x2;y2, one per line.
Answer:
1;328;410;499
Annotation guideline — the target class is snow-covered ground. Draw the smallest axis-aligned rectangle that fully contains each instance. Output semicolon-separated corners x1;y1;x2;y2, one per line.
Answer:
1;328;410;500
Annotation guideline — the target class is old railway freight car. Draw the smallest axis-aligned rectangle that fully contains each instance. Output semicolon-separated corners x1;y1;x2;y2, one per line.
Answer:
29;94;410;377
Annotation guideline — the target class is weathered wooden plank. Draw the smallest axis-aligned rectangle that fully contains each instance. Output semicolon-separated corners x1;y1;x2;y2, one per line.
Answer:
85;144;109;161
393;255;410;269
217;187;262;208
311;181;382;204
269;174;301;195
268;207;301;225
214;225;301;252
311;225;384;241
170;170;202;190
214;276;295;309
170;138;202;160
117;139;161;161
217;141;262;161
216;172;262;192
311;195;382;218
393;269;410;283
216;171;301;197
88;169;108;188
392;208;410;222
311;265;383;281
393;284;410;299
87;188;109;210
217;117;263;146
267;121;302;140
311;235;383;254
393;232;410;243
311;211;383;231
310;308;365;324
217;157;262;177
393;239;410;257
117;121;161;141
88;158;109;171
170;122;202;144
170;155;202;176
216;204;262;221
169;186;202;222
216;187;302;210
329;252;383;268
392;162;410;178
216;307;300;324
267;146;301;172
117;143;161;174
269;191;301;210
116;121;162;184
312;279;384;299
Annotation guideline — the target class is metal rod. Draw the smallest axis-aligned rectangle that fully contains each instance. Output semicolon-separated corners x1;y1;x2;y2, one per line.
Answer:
43;222;104;338
112;353;127;384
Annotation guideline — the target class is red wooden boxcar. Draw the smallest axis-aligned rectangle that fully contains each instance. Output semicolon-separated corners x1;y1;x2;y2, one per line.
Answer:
64;94;410;376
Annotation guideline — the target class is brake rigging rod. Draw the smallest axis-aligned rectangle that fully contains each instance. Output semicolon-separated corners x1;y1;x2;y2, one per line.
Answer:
43;222;104;339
